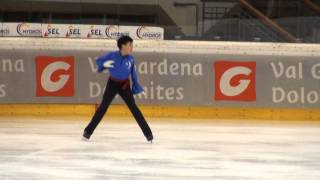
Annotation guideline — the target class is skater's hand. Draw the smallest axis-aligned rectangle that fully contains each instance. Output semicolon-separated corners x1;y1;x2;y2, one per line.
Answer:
103;60;114;68
139;91;146;95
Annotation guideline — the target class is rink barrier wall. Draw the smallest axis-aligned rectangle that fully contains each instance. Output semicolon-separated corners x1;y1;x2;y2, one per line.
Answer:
1;104;320;121
1;38;320;120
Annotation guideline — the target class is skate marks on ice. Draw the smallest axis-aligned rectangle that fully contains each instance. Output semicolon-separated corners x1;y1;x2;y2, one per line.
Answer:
0;118;319;180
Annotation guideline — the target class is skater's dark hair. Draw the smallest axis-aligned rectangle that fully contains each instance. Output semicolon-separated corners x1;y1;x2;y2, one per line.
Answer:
117;35;133;49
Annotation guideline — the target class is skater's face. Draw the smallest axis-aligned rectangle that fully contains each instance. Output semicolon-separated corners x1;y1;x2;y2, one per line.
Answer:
121;42;133;55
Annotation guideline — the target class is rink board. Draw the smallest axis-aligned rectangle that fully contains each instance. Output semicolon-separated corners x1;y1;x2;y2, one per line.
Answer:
1;104;320;121
1;38;320;107
0;38;320;120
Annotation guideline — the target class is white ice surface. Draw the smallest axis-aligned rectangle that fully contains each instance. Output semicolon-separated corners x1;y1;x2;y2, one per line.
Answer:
0;118;319;180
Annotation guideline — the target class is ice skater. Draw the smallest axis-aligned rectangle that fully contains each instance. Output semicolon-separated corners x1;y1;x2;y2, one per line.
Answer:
82;35;153;143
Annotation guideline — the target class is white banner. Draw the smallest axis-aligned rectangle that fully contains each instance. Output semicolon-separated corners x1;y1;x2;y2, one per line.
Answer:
1;23;42;37
81;25;164;40
105;25;130;39
1;22;164;40
42;24;88;38
126;26;164;40
0;23;5;36
85;25;109;39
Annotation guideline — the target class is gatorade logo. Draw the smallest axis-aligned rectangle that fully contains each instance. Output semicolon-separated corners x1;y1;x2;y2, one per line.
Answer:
36;56;74;96
214;61;256;101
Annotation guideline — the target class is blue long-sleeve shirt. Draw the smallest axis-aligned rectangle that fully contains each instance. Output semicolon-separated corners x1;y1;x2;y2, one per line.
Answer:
95;50;144;94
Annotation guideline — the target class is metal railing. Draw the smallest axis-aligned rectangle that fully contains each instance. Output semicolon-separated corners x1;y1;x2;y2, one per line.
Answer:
239;9;283;42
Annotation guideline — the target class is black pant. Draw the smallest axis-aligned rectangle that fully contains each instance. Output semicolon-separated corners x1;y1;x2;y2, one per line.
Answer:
84;78;153;138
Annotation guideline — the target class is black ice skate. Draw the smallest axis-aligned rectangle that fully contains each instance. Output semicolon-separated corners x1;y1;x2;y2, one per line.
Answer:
82;131;91;141
146;134;153;143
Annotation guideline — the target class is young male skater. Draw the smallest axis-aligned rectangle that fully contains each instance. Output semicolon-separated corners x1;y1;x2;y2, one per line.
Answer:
83;35;153;142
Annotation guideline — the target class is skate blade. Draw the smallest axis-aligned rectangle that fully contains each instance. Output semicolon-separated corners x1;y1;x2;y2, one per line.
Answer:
81;137;90;142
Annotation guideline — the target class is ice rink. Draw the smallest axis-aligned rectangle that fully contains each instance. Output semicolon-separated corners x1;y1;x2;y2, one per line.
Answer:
0;117;319;180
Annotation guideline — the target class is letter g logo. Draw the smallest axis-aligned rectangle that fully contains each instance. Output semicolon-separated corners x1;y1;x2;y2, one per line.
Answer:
41;61;70;92
214;61;256;101
36;56;74;97
220;66;252;96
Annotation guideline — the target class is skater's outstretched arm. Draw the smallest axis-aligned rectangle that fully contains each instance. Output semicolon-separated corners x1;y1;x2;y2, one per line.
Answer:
130;58;144;95
95;52;114;73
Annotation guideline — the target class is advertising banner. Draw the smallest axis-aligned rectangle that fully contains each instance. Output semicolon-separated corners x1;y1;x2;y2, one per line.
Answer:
121;26;164;40
0;22;164;40
0;40;320;108
42;24;86;38
1;23;42;37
